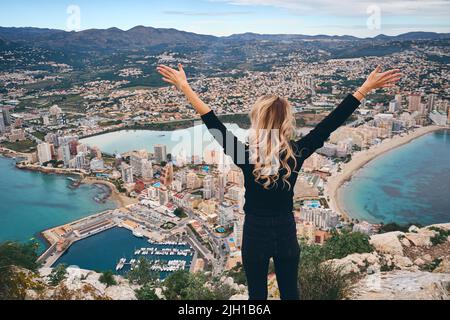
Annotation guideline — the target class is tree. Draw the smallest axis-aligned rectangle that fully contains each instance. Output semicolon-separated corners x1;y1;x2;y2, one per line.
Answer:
174;207;186;218
135;283;159;300
48;264;68;286
99;270;117;287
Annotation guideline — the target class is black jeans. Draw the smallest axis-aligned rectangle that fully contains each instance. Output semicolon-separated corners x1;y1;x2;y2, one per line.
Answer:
241;212;300;300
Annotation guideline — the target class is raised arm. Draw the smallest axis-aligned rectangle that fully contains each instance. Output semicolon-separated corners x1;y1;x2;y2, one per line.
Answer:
296;65;402;160
157;64;247;167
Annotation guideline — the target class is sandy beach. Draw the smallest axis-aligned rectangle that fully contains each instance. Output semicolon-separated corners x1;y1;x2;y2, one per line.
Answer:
325;125;448;221
81;176;138;207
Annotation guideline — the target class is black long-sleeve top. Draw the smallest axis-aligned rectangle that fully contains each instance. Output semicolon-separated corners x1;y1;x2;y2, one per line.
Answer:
201;94;361;216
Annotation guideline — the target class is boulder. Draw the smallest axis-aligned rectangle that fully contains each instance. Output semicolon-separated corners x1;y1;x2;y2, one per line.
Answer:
370;232;404;256
392;255;414;269
400;237;411;247
414;258;425;266
405;228;437;247
351;270;450;300
328;253;380;275
434;257;450;274
105;284;137;300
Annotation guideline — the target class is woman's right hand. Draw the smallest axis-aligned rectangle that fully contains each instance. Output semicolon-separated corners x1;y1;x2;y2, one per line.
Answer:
360;65;402;95
156;63;189;91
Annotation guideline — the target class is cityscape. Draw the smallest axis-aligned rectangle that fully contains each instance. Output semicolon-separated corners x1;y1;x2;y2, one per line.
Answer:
0;1;450;302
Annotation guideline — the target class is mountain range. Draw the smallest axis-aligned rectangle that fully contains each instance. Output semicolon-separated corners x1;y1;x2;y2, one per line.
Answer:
0;26;449;52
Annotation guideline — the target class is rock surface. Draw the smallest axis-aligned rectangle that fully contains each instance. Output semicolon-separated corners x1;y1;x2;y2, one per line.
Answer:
351;271;450;300
369;231;404;256
34;267;137;300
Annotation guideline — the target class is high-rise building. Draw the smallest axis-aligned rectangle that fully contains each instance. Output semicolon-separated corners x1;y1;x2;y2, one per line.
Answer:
130;150;149;176
45;133;59;147
0;113;6;133
141;159;154;180
69;140;78;156
161;162;174;187
427;94;436;112
448;107;450;125
1;107;12;126
154;144;167;163
37;143;53;165
75;152;88;170
203;175;213;200
408;94;421;113
174;171;186;189
59;144;71;168
187;171;199;189
389;100;398;113
218;202;235;227
158;187;170;206
216;173;225;203
395;94;402;109
233;218;244;249
121;163;134;184
300;207;339;230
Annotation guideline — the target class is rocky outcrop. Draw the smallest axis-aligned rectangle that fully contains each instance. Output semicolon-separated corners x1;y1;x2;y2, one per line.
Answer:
329;224;450;300
350;271;450;300
28;267;138;300
369;231;404;255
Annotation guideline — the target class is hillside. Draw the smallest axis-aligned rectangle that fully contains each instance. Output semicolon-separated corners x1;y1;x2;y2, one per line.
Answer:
0;26;449;53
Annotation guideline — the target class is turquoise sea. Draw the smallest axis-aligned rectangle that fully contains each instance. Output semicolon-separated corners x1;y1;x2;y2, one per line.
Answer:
0;157;116;251
338;129;450;225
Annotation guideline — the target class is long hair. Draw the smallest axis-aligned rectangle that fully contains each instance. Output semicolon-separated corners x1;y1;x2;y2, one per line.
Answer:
248;95;298;190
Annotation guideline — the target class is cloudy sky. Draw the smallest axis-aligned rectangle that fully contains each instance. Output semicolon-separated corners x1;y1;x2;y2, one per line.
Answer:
1;0;449;37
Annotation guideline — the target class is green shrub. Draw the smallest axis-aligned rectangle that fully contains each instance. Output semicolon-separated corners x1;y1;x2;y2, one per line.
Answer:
99;270;117;287
163;270;236;300
429;227;450;246
322;230;374;260
379;222;423;233
48;264;68;286
298;243;352;300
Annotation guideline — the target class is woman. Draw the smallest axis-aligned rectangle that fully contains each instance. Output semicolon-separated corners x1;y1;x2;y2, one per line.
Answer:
157;64;401;300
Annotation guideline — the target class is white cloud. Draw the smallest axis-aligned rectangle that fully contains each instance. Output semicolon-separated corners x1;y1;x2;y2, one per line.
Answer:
210;0;450;16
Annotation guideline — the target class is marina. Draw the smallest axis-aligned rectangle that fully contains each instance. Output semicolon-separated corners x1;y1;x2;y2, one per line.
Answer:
53;227;195;279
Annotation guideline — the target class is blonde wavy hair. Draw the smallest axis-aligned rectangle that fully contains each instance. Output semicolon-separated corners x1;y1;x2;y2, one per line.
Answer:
248;95;298;190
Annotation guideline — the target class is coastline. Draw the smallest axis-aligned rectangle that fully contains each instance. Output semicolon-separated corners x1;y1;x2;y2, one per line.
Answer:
0;152;136;213
325;125;448;221
81;176;138;208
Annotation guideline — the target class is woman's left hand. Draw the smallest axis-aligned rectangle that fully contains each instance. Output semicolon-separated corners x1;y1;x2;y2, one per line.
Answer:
156;64;189;90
